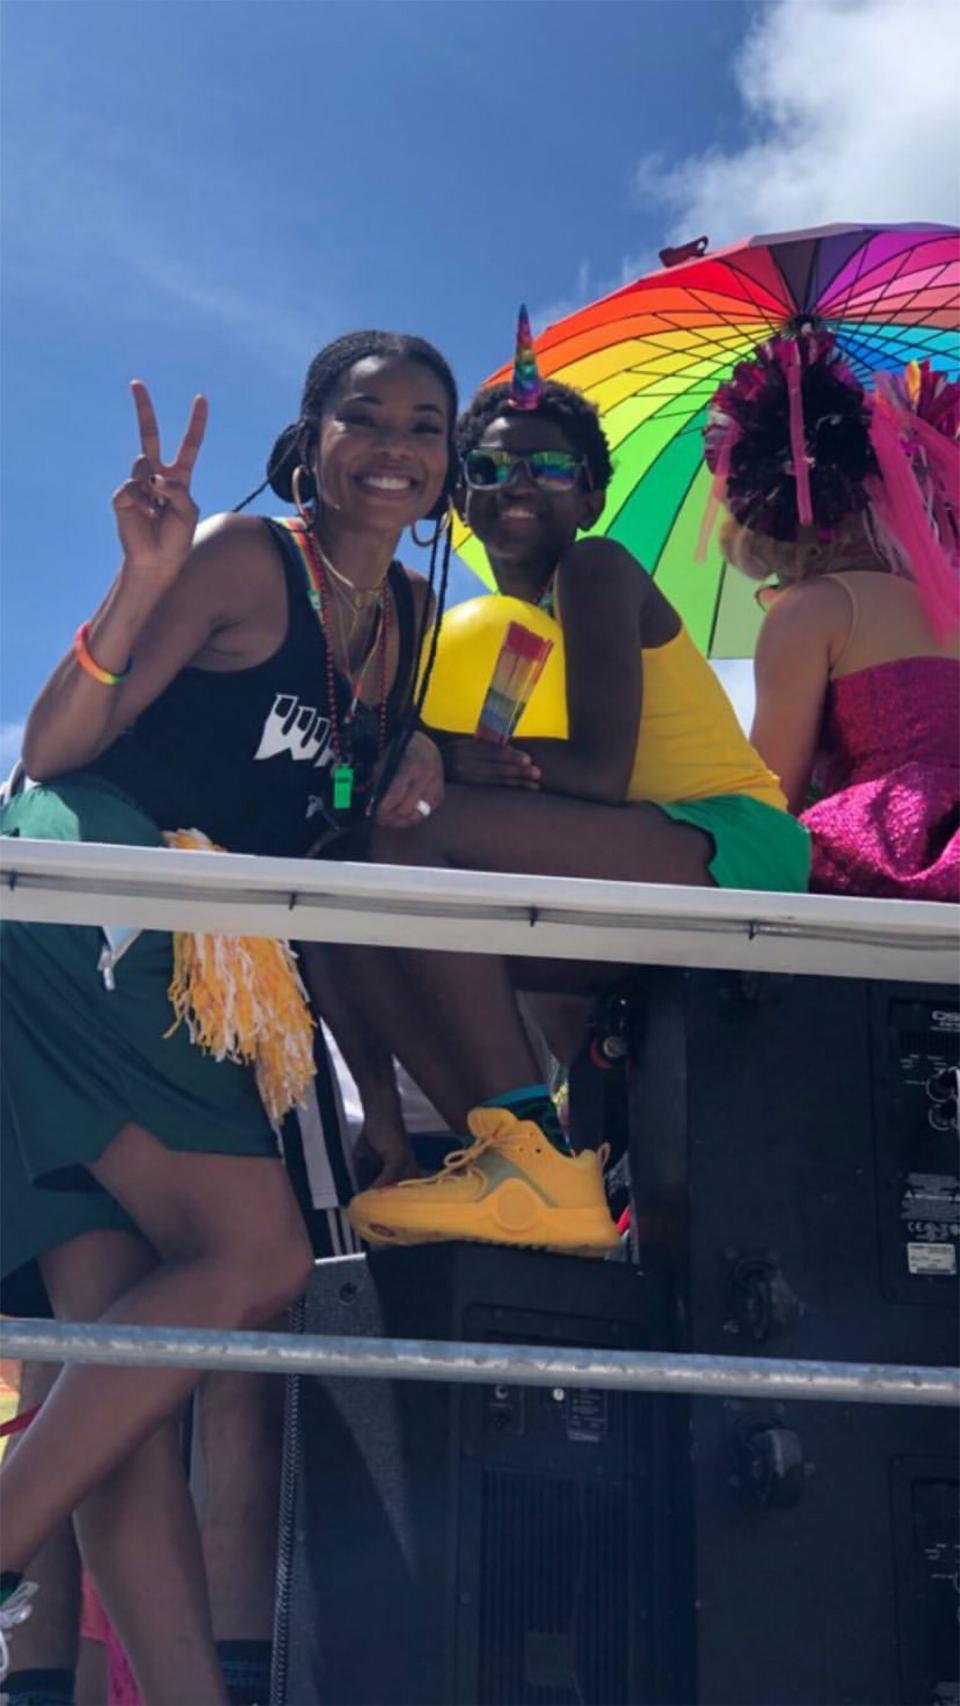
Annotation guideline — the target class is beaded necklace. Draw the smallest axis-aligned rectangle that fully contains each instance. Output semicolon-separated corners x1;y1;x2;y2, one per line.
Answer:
280;519;391;813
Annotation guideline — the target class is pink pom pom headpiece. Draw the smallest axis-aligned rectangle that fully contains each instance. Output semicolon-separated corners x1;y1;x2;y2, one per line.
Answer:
864;360;960;640
701;323;959;639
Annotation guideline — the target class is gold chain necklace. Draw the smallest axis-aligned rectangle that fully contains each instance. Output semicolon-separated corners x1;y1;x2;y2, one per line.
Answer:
328;581;385;687
312;534;389;610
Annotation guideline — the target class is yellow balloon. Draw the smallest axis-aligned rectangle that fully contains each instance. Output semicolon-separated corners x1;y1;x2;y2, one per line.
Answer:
422;596;568;738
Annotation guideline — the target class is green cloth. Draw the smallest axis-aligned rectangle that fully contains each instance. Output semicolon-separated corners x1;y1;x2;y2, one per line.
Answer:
659;793;811;892
1;774;276;1300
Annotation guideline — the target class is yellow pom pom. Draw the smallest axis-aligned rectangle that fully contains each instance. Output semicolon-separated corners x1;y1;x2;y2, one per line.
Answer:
163;830;316;1124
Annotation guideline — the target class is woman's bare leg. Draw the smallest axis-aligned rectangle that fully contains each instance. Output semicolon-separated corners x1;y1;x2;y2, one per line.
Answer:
198;1363;285;1643
520;992;594;1068
0;1129;311;1579
376;783;713;884
300;945;422;1181
331;787;712;1127
37;1227;225;1706
306;940;539;1134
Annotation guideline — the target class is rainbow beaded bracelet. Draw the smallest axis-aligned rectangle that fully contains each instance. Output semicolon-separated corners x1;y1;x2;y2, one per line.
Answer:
74;622;133;686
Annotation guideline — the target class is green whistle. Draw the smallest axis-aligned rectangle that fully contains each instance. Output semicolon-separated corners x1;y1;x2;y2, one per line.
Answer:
332;764;355;812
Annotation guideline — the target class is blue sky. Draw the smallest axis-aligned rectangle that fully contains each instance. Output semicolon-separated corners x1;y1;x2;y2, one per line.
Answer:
2;0;956;765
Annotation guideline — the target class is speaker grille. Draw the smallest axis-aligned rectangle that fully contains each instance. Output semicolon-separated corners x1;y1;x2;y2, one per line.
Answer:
477;1466;630;1706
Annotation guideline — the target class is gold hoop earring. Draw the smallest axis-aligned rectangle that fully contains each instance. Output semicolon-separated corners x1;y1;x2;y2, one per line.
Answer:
291;464;317;528
410;507;451;550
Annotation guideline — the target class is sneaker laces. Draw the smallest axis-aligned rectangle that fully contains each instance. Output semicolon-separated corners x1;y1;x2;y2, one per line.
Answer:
395;1129;501;1189
393;1129;610;1192
0;1582;38;1683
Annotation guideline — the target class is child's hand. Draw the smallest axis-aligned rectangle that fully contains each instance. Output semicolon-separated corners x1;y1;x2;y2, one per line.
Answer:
442;738;541;790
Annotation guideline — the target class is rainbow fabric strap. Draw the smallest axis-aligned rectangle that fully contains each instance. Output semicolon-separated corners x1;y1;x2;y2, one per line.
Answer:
509;305;544;411
279;517;323;611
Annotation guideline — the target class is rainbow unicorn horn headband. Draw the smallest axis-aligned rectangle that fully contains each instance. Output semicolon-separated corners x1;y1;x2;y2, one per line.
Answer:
508;305;544;411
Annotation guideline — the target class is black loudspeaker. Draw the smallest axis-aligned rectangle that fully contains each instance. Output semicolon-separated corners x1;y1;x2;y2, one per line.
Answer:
626;970;959;1706
271;1245;688;1706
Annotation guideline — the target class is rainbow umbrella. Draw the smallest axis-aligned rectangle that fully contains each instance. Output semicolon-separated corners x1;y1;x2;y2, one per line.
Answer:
455;222;960;657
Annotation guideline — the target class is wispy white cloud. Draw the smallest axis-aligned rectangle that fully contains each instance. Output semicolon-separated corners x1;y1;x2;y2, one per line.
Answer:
3;135;330;374
530;259;595;337
534;0;959;335
635;0;959;245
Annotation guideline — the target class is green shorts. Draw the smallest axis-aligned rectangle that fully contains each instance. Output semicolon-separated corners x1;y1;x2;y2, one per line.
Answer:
659;793;811;892
1;773;277;1302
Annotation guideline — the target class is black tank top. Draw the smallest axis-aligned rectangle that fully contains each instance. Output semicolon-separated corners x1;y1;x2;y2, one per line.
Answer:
88;520;417;857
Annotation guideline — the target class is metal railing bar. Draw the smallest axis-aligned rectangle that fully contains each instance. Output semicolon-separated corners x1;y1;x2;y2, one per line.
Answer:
4;866;957;956
3;1320;957;1409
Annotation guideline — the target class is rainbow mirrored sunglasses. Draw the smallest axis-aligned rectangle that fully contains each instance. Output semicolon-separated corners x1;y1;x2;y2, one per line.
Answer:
461;446;590;493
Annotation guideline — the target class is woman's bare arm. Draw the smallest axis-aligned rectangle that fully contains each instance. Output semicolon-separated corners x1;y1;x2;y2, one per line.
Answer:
23;385;260;781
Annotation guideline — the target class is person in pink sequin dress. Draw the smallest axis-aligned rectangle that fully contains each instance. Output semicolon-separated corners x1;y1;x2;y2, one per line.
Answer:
704;333;959;901
745;562;956;900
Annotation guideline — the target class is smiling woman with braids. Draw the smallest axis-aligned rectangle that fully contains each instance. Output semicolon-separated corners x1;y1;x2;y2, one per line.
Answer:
0;331;457;1694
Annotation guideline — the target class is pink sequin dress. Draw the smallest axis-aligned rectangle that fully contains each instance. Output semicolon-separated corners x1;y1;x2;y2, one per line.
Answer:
801;656;959;900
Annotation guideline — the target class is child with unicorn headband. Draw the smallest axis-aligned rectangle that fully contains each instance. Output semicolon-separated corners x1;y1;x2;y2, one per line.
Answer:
341;309;810;1253
704;324;959;900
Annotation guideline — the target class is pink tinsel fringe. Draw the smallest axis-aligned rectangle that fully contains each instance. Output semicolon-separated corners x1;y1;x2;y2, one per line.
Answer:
695;431;735;562
867;391;960;643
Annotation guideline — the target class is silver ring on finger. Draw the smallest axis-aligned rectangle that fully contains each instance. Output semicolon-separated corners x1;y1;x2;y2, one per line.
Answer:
415;799;432;819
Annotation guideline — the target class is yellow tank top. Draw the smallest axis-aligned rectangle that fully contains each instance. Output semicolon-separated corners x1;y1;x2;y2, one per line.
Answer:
423;594;784;810
628;625;785;809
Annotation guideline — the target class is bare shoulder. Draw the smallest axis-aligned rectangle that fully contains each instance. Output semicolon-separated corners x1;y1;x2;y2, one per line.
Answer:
761;579;849;645
558;539;646;621
561;536;638;584
173;513;282;624
192;511;278;568
754;581;839;680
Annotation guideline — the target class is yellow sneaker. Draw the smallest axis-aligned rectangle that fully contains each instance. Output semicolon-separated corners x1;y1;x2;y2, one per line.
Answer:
346;1107;620;1258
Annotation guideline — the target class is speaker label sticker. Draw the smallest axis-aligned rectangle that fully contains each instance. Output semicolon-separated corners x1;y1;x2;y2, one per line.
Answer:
906;1242;957;1276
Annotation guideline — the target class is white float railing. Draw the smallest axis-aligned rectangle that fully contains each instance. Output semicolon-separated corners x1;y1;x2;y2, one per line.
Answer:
3;837;957;981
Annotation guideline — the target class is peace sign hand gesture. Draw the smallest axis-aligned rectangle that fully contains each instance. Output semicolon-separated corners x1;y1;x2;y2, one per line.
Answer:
113;381;208;585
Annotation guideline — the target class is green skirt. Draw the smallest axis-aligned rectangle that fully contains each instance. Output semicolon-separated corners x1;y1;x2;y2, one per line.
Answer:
1;774;276;1306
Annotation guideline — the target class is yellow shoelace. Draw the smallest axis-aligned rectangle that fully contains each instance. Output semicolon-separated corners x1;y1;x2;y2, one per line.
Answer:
395;1129;500;1189
393;1129;609;1190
